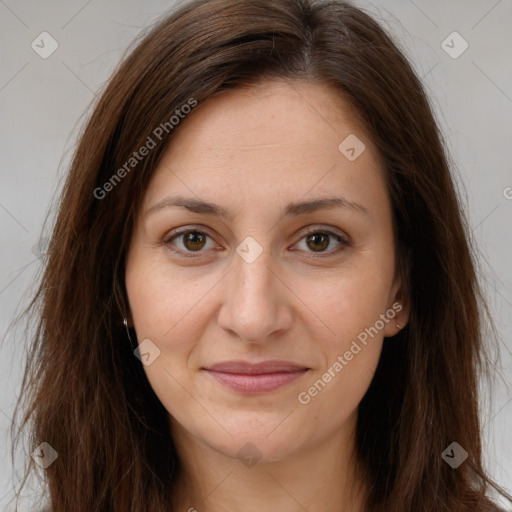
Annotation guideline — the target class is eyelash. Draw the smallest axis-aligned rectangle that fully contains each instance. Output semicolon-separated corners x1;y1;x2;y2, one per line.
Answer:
163;225;350;259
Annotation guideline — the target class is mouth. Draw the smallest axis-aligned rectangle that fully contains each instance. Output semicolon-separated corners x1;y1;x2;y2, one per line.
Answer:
202;360;310;394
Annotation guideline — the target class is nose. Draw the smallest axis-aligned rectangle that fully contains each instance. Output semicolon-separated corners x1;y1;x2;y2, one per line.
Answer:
217;247;294;344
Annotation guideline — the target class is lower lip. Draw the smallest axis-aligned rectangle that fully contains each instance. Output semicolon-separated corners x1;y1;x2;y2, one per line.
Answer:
204;369;309;394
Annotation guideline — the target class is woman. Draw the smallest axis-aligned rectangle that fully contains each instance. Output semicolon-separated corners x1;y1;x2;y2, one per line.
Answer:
9;0;511;510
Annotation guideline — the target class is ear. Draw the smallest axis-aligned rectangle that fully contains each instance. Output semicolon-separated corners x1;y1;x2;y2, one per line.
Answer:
383;273;410;338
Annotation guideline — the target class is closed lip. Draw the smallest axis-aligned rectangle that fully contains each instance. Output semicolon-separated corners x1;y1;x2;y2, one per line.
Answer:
203;360;309;374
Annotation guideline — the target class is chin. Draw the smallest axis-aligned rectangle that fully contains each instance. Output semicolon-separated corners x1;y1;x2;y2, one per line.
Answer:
208;434;302;465
193;415;311;464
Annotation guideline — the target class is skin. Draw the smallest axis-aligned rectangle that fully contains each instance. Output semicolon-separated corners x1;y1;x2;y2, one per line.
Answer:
125;79;410;512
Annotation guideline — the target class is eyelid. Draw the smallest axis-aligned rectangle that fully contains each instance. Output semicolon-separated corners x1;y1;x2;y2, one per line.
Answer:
292;226;350;258
163;224;350;259
162;225;220;256
163;225;218;243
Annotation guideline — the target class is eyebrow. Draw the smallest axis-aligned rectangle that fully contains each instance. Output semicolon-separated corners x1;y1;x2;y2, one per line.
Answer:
145;194;369;220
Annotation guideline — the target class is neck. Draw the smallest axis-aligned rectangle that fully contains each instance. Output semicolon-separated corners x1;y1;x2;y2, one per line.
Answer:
170;412;366;512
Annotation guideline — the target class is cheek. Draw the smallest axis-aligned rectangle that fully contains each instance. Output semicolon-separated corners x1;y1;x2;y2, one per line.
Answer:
125;253;218;399
295;274;387;402
125;255;205;420
126;251;202;339
291;264;389;417
293;261;393;347
296;336;383;440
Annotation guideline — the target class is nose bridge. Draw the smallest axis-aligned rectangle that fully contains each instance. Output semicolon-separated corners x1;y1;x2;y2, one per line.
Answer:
217;241;290;342
236;246;274;303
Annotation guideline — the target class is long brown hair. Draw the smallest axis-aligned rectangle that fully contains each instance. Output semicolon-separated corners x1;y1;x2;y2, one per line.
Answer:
7;0;511;510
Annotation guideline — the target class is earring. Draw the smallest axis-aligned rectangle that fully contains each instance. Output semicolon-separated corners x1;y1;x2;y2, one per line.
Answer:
396;323;401;329
123;318;137;350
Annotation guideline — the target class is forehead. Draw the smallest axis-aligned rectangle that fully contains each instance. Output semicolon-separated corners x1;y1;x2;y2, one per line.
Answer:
142;79;388;217
164;79;374;159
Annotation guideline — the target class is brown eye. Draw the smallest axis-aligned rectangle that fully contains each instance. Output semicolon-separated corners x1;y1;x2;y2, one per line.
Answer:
294;228;349;258
164;226;349;260
182;231;207;251
305;232;330;252
164;229;216;257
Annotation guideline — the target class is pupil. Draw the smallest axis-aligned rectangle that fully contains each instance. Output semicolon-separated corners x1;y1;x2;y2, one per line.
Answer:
185;232;205;251
307;233;328;252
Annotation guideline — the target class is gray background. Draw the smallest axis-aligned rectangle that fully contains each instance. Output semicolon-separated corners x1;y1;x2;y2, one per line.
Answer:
0;0;511;510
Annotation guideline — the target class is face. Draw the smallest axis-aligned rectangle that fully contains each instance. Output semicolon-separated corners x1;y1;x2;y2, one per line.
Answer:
125;79;408;463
